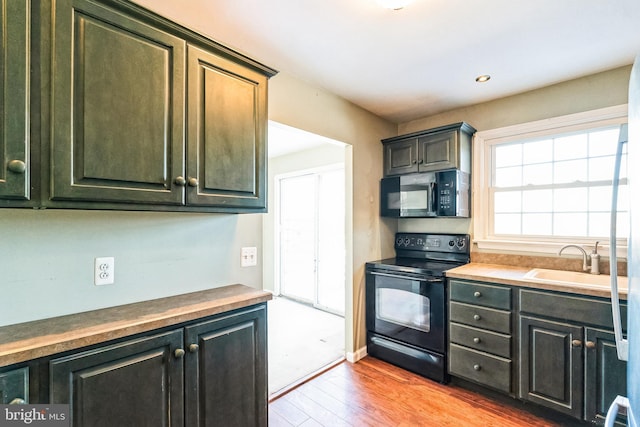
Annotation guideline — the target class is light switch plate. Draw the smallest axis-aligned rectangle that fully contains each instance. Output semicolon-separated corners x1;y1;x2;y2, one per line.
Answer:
241;247;258;267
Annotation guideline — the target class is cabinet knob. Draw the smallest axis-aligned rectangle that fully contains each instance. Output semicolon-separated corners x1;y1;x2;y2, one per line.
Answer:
473;291;482;298
473;364;481;371
7;160;26;174
174;348;186;358
188;177;199;187
473;337;481;344
189;343;199;353
174;176;187;186
473;314;481;321
418;159;424;164
585;341;596;349
571;339;582;348
9;398;26;405
412;160;417;164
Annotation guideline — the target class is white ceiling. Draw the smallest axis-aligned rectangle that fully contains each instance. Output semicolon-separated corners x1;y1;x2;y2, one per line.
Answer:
132;0;640;125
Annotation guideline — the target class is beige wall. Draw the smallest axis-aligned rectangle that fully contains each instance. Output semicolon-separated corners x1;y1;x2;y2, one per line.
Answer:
397;65;632;238
268;72;398;355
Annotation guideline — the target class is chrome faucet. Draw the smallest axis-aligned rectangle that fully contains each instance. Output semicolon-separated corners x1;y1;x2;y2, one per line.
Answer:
558;242;600;275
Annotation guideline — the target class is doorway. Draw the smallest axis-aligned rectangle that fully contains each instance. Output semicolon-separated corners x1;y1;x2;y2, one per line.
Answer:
264;122;347;396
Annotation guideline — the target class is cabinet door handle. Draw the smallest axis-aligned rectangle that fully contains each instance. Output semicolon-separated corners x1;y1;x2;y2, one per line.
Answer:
418;159;424;164
473;291;482;298
571;339;582;348
9;398;26;405
585;341;596;349
473;337;481;344
174;176;187;186
188;177;199;187
7;160;26;174
473;364;481;371
473;314;481;321
412;160;417;164
188;343;199;353
174;348;186;358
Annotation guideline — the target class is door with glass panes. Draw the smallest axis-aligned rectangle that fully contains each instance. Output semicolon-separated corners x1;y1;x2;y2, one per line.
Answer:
278;168;345;315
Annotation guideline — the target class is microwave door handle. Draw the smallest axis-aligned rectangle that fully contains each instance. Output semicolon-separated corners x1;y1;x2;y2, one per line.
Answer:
609;123;628;362
429;182;438;213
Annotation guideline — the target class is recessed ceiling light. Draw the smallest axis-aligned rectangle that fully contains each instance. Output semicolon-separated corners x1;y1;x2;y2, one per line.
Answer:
475;74;491;83
376;0;413;10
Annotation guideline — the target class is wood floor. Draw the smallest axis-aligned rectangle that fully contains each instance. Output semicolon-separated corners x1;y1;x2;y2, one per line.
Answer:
269;356;575;427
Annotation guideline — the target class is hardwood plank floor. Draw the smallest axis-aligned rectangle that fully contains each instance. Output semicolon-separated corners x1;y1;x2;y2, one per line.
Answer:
269;356;579;426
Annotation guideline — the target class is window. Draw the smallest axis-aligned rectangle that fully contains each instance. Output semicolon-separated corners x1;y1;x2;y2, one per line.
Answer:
473;105;628;256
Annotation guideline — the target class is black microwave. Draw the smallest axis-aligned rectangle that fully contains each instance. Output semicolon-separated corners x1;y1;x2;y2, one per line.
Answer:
380;169;470;218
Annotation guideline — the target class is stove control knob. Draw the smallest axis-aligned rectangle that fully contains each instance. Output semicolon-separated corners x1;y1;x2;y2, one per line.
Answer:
456;238;466;249
448;240;455;247
396;237;404;246
404;238;410;246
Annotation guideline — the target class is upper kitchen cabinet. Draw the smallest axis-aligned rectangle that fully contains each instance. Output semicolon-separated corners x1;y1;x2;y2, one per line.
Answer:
186;45;267;209
41;0;275;212
382;122;475;176
48;0;186;206
0;0;31;203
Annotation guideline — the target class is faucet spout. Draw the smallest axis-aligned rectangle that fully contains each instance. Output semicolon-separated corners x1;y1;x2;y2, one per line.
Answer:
558;244;589;272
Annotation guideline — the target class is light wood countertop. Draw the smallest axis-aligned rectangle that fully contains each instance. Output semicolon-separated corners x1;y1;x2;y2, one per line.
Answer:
0;284;272;368
446;263;628;299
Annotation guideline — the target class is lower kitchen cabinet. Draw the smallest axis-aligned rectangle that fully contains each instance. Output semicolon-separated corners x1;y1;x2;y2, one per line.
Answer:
448;280;514;394
48;304;267;427
519;315;584;418
0;366;29;404
50;330;184;427
519;289;627;425
184;306;267;426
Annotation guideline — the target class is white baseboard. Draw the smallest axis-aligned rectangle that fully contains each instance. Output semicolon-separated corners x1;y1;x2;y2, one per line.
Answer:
346;346;367;363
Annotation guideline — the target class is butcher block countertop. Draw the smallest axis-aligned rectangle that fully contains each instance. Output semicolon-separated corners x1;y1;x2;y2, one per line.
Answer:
446;263;628;300
0;284;271;368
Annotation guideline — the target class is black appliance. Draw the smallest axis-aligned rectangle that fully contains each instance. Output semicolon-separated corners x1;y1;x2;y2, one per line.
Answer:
366;233;470;383
380;169;470;218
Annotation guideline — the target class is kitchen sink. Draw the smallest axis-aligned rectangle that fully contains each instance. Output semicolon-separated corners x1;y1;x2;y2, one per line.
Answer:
523;268;628;289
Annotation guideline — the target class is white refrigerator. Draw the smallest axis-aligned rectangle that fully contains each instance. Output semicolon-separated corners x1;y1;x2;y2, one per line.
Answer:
606;54;640;427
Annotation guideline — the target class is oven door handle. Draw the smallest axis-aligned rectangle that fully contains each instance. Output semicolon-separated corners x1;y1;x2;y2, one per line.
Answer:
369;271;443;283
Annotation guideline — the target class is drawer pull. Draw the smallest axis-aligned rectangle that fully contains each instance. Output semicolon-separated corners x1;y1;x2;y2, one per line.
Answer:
473;364;481;371
473;291;482;298
571;339;582;348
473;314;481;321
473;337;481;344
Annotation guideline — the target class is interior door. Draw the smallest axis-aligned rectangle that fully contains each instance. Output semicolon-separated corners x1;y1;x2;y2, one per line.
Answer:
278;168;345;315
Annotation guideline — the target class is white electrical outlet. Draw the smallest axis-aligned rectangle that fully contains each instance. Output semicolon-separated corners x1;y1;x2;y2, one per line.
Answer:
94;257;115;286
241;247;258;267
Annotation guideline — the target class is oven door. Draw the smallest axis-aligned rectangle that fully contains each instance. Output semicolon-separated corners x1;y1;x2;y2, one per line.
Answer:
366;268;445;353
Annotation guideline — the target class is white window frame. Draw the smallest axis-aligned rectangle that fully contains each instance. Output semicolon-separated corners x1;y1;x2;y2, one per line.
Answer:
473;104;628;258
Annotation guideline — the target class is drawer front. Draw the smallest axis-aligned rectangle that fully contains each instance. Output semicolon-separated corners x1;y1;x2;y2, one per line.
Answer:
450;301;511;334
450;280;511;310
520;289;627;329
449;344;511;393
450;322;511;358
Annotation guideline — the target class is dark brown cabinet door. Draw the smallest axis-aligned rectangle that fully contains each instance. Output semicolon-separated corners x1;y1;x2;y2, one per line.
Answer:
187;45;267;210
50;329;184;427
0;0;30;201
184;305;267;427
384;138;419;176
585;327;627;426
519;315;584;419
417;130;457;172
49;0;186;205
0;366;29;404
